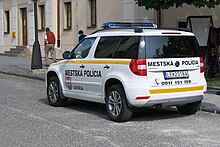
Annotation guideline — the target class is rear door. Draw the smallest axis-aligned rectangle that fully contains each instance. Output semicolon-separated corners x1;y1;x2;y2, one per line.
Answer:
84;36;119;97
147;58;200;87
145;36;201;87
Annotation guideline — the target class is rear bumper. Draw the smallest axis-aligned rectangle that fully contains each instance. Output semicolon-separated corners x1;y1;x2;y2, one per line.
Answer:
143;95;203;107
124;82;206;108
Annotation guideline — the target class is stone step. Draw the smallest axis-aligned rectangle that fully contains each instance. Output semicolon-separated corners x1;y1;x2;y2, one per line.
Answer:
16;46;27;49
5;50;31;54
0;46;32;57
0;52;19;57
0;53;7;56
0;52;31;57
7;49;31;53
10;48;30;52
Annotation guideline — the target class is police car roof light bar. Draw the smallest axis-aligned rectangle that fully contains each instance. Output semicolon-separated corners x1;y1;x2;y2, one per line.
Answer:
102;22;157;29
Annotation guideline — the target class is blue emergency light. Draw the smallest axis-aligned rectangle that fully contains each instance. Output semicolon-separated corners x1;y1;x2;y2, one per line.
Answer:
102;22;157;29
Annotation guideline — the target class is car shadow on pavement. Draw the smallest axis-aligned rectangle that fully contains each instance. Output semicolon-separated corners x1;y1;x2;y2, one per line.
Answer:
39;98;109;120
39;97;50;105
132;107;190;121
39;98;192;122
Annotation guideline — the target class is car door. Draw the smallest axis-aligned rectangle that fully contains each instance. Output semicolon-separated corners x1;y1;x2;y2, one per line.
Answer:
62;37;96;99
84;36;120;98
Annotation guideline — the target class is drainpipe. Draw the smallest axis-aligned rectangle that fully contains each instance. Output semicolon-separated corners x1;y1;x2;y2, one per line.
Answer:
57;0;60;48
157;9;161;27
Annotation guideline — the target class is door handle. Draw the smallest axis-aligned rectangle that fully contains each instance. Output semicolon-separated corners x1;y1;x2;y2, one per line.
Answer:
80;65;85;68
104;65;110;69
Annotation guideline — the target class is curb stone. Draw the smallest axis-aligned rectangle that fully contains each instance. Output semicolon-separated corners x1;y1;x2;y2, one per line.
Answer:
207;86;220;90
0;71;45;81
200;108;220;115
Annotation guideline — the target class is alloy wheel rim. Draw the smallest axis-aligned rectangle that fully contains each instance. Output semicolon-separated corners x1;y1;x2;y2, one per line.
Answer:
108;91;122;116
48;81;59;103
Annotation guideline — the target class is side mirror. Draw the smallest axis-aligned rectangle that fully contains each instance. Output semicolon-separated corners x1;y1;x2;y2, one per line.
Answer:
62;51;71;59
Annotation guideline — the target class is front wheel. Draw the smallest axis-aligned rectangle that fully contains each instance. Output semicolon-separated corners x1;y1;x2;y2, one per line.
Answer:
176;101;201;114
47;76;66;107
106;84;133;122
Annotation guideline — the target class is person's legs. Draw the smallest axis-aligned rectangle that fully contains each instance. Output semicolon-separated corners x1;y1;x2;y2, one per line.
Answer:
49;44;56;63
45;44;50;65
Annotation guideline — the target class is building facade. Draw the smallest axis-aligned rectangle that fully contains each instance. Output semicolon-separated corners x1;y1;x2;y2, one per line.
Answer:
1;0;219;58
161;4;220;28
0;0;125;58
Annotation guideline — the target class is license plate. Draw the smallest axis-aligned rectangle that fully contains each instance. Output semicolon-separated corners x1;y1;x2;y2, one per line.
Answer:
163;71;189;79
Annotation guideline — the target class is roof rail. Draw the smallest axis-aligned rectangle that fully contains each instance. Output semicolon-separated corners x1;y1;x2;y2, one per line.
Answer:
102;22;157;29
159;27;192;32
91;27;145;34
90;27;191;35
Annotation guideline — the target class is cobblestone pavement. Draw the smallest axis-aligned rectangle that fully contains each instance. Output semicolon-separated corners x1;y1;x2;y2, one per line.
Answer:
0;55;220;114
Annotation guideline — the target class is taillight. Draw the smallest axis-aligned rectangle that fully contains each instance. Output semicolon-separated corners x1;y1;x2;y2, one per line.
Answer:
200;57;204;73
129;59;147;76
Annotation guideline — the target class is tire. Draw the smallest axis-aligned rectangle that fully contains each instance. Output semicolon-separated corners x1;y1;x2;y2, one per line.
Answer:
106;84;133;122
176;101;201;114
47;76;66;107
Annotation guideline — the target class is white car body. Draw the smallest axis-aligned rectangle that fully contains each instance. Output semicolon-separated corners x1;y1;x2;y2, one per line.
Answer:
46;29;207;108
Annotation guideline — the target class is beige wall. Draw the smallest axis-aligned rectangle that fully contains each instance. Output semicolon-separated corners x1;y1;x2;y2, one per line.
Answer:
39;0;58;58
3;0;10;10
59;0;76;53
17;0;28;5
1;0;12;53
161;4;220;27
123;0;156;23
59;0;123;55
97;0;123;28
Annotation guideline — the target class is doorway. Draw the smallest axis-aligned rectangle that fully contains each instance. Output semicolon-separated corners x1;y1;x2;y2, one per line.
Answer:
21;8;27;45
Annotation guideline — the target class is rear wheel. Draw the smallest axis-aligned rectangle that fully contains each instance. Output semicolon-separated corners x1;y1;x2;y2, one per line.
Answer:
106;84;133;122
47;76;66;107
176;101;201;114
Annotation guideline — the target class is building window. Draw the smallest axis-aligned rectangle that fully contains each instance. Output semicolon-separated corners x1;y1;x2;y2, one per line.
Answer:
38;5;45;31
64;2;72;30
178;21;187;28
87;0;96;28
4;11;10;34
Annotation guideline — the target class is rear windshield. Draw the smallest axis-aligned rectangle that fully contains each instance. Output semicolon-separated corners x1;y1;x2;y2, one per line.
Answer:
145;36;200;58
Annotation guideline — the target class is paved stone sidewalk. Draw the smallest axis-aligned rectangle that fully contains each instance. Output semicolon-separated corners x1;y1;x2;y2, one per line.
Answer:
202;89;220;114
0;55;220;115
0;56;50;80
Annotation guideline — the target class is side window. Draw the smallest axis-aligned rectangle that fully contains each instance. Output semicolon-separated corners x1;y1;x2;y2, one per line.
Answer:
95;37;119;58
70;38;96;59
115;36;140;59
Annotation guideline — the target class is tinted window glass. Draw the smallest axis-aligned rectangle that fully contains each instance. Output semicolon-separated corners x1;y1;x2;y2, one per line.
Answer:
95;37;119;58
115;36;140;59
70;37;96;59
145;36;200;58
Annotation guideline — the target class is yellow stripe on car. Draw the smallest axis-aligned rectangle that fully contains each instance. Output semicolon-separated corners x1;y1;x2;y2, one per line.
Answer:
50;59;131;67
149;86;204;94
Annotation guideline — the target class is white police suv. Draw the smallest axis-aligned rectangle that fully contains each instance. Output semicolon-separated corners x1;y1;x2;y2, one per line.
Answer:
46;22;207;122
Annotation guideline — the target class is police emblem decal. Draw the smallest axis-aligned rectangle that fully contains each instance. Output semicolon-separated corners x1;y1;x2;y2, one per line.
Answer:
65;77;72;90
